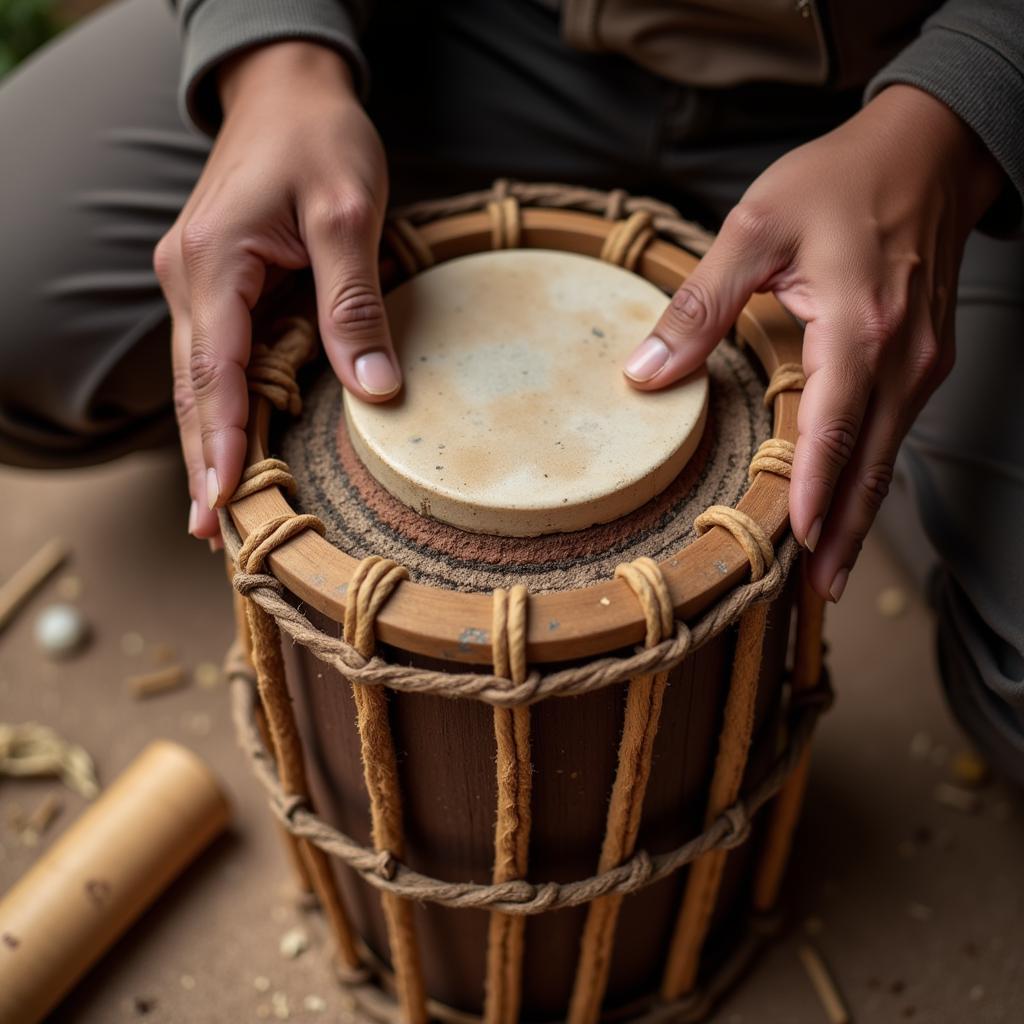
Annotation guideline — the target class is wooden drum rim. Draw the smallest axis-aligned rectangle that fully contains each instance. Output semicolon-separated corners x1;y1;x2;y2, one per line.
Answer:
229;206;803;665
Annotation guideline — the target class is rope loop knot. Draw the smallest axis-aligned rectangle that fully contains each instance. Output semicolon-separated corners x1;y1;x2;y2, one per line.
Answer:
748;438;795;483
230;457;297;502
238;513;326;575
248;317;317;415
601;210;656;271
764;361;806;407
719;802;752;850
694;506;775;583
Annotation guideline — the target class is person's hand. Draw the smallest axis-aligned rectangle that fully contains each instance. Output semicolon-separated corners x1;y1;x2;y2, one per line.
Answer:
154;42;399;545
624;84;1003;602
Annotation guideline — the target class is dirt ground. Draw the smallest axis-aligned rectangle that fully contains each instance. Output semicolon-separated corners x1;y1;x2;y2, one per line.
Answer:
1;449;1021;1023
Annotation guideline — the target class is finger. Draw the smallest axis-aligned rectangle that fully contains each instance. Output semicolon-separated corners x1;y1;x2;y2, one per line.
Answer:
184;235;265;511
787;316;877;551
303;194;400;402
805;320;942;602
805;394;901;602
624;204;789;389
171;314;220;539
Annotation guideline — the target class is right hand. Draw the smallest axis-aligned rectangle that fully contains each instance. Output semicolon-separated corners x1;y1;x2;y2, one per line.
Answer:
154;42;398;544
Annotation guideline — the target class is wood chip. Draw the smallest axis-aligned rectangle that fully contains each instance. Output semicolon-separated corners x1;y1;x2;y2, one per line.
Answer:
127;664;187;699
933;782;981;814
0;539;68;634
195;661;222;688
876;585;909;618
798;944;849;1024
950;749;989;788
20;793;63;846
279;926;309;959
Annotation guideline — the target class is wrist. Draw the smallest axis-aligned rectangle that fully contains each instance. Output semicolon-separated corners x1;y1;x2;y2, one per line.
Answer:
218;41;356;116
865;84;1003;222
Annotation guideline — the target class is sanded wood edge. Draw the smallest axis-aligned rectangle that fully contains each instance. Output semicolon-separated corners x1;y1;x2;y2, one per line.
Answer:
230;208;804;665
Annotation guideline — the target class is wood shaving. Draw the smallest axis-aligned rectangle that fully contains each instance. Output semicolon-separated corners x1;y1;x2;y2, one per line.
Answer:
127;665;187;699
0;722;99;797
20;792;63;846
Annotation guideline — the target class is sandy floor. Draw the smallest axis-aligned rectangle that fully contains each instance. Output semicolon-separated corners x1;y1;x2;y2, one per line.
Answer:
1;449;1021;1023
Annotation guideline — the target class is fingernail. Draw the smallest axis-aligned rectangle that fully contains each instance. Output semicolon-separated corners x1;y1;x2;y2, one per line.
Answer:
624;336;670;382
188;499;199;536
355;351;400;396
208;535;224;554
829;568;849;603
206;466;220;510
805;517;822;553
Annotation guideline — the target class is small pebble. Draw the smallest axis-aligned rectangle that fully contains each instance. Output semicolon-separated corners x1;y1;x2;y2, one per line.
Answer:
969;984;985;1002
950;749;990;789
56;575;83;601
279;926;309;959
271;991;290;1020
180;974;196;991
908;902;933;922
254;976;271;993
34;604;90;659
195;661;222;688
876;585;909;618
120;632;145;656
599;596;611;607
303;995;327;1013
909;732;932;760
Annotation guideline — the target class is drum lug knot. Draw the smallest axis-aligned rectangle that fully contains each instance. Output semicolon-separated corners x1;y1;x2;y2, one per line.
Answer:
374;850;398;880
720;802;752;849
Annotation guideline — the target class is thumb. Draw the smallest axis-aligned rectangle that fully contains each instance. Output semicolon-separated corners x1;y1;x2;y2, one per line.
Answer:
305;195;401;402
624;206;786;389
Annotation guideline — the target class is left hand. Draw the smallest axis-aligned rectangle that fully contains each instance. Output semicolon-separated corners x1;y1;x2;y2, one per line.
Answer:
624;84;1003;602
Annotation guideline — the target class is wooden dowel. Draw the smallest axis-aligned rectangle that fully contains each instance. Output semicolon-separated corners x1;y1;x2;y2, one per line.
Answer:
0;539;67;633
798;944;850;1024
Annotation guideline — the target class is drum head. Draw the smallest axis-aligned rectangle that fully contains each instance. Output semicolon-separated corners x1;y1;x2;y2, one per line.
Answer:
344;250;709;536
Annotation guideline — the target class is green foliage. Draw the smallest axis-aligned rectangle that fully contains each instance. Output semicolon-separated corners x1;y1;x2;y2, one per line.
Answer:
0;0;61;77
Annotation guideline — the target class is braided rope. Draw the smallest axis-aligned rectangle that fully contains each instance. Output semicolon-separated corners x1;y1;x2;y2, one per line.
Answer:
228;664;830;913
222;509;799;706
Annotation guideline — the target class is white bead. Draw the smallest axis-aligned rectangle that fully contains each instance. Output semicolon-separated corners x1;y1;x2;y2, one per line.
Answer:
34;603;89;658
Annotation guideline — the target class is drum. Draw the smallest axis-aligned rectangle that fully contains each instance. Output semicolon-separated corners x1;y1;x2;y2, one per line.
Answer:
223;182;831;1024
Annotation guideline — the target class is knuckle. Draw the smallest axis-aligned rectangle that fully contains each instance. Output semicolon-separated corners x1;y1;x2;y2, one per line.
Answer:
188;340;220;398
811;415;859;470
725;202;778;247
858;299;902;352
172;369;197;425
153;233;178;285
667;279;713;331
858;461;894;512
180;219;218;267
327;282;387;339
311;192;376;238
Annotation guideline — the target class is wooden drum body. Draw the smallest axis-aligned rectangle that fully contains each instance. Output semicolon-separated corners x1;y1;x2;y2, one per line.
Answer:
224;183;831;1024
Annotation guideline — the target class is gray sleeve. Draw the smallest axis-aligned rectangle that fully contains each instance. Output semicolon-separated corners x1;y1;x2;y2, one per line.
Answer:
171;0;372;137
865;0;1024;235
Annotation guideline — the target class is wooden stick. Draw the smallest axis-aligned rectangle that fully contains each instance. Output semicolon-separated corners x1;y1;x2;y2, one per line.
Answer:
0;539;67;633
798;944;850;1024
126;665;187;699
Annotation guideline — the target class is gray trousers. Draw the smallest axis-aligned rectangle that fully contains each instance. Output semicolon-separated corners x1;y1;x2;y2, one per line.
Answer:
2;0;1022;781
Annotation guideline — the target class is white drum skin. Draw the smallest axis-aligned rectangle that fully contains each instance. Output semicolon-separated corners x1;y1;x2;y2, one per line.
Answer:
345;249;709;536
